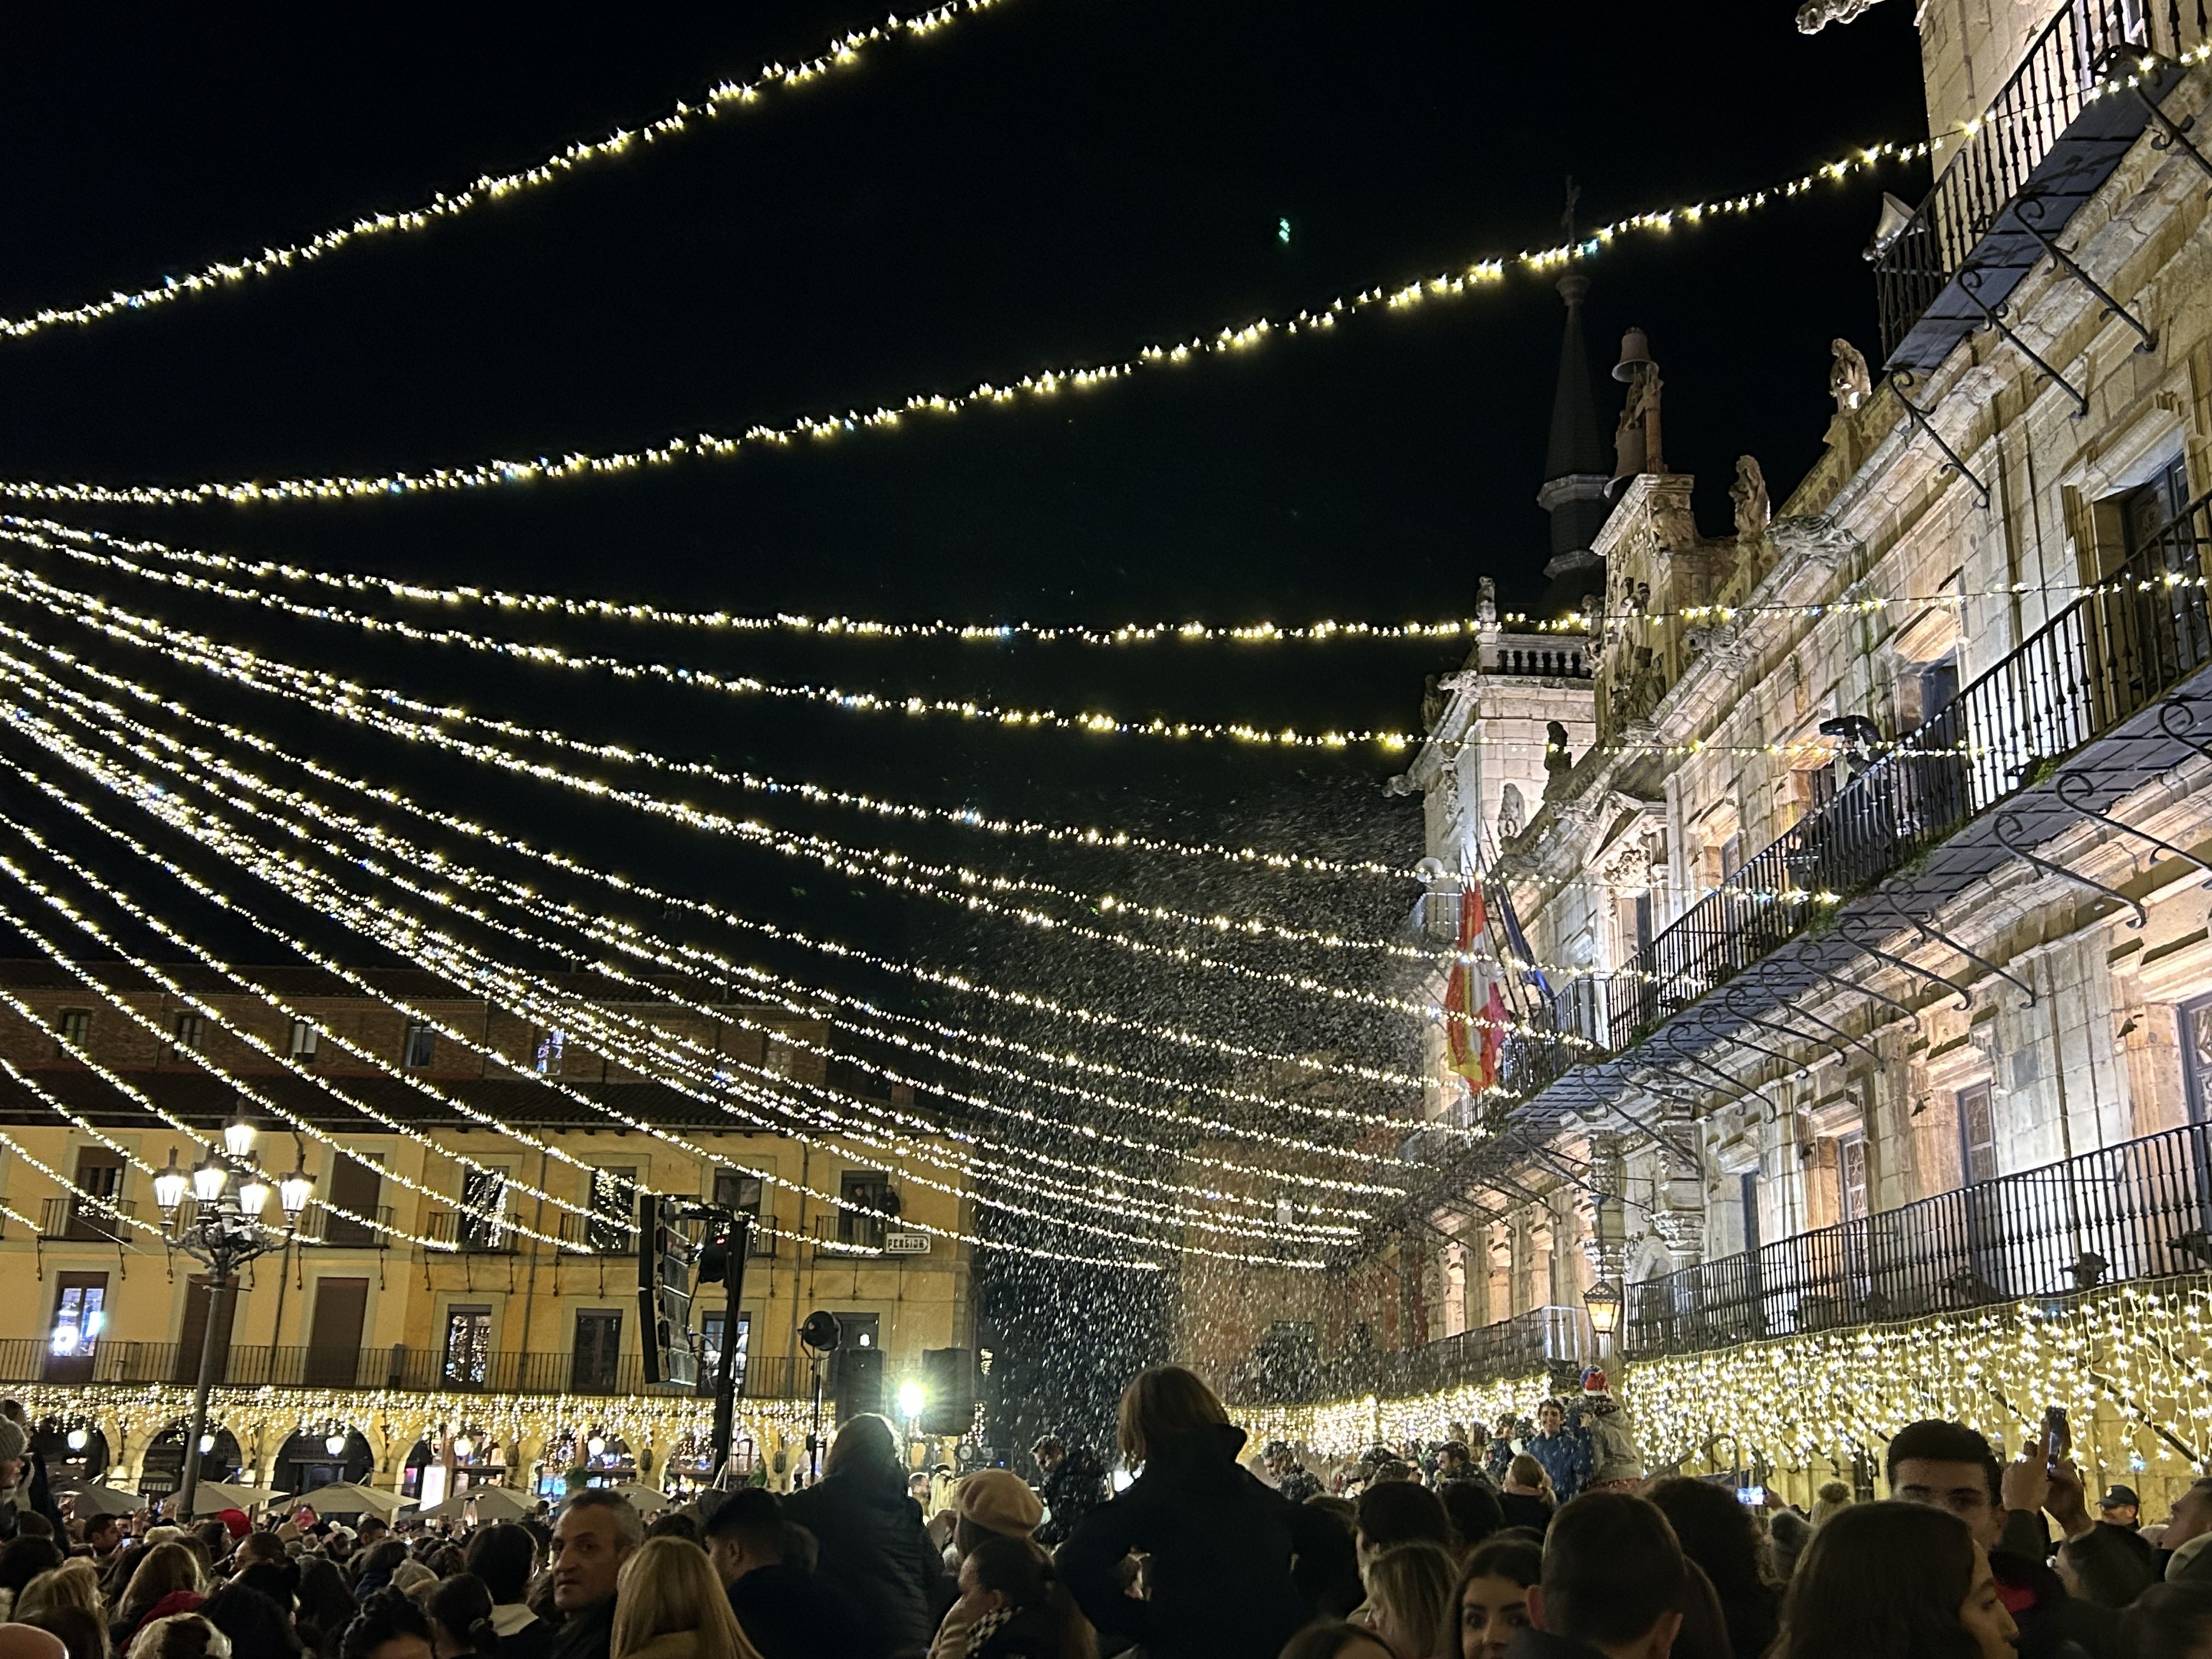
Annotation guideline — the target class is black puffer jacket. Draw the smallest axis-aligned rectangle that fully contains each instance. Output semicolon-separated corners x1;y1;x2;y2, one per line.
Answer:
1059;1422;1357;1659
782;1471;950;1659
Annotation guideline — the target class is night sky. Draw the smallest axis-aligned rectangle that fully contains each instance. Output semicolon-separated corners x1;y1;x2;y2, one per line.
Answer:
0;0;1929;1431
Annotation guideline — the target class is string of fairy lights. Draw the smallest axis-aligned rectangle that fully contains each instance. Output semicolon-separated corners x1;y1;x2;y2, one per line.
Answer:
0;606;1433;1097
0;11;2130;1301
0;690;1420;1197
0;511;2107;640
0;2;1015;343
0;138;1943;509
0;751;1375;1250
0;668;1380;1265
0;650;1429;1177
0;528;2087;770
0;723;1369;1248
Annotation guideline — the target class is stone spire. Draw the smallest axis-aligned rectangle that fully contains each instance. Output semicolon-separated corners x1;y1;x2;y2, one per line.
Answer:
1538;271;1613;613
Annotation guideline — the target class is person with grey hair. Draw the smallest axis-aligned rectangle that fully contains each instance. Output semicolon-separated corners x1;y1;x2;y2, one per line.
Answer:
549;1491;642;1659
782;1414;947;1659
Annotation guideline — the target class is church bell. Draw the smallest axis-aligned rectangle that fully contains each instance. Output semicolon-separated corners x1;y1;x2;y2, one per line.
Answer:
1611;325;1652;383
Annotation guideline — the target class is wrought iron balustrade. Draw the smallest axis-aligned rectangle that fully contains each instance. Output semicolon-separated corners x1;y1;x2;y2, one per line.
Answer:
1280;1305;1590;1406
1626;1120;2212;1358
1606;492;2212;1042
1874;0;2206;364
0;1340;815;1397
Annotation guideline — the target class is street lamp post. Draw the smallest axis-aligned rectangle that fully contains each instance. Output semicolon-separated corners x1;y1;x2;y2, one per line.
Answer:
151;1119;313;1521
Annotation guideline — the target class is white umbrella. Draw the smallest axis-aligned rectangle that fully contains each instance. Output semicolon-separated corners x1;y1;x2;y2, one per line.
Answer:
295;1481;411;1516
415;1486;532;1522
606;1482;672;1514
189;1482;289;1516
61;1484;141;1518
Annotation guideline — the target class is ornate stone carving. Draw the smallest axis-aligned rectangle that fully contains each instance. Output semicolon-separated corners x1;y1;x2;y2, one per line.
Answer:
1477;576;1498;626
1731;455;1770;545
1829;337;1873;411
1769;514;1860;572
1543;721;1576;801
1498;783;1526;840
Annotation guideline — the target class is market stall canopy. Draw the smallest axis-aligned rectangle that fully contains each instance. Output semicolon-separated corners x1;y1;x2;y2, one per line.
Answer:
189;1483;289;1515
415;1486;532;1521
59;1484;141;1517
294;1482;411;1516
604;1482;672;1514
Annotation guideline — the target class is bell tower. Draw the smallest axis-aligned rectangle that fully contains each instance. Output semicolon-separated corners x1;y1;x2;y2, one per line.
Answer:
1536;270;1613;617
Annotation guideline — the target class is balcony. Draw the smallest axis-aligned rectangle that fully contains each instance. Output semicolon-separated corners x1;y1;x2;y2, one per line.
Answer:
42;1195;135;1244
1625;1122;2212;1358
425;1206;514;1254
295;1204;394;1249
1874;0;2207;370
0;1340;816;1397
1605;496;2212;1045
1257;1305;1592;1406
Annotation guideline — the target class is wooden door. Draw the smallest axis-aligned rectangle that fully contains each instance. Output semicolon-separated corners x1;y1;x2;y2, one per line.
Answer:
306;1277;370;1387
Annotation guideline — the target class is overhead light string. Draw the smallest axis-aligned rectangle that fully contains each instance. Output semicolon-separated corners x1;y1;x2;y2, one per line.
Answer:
0;668;1424;1201
0;511;2107;644
0;529;2002;765
0;3;1017;344
0;138;1940;507
0;601;1442;1106
0;696;1417;1197
0;640;1456;1150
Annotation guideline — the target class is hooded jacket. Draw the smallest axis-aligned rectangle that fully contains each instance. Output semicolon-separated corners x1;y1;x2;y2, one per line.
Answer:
783;1468;950;1659
1059;1423;1357;1659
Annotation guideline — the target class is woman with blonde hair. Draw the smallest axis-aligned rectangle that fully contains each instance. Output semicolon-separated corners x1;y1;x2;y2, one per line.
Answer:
1808;1481;1852;1528
608;1536;761;1659
1362;1541;1455;1659
16;1557;102;1621
1061;1366;1358;1659
112;1542;204;1654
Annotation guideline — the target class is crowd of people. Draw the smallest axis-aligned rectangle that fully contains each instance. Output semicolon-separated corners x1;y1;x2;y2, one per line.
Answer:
0;1373;2205;1658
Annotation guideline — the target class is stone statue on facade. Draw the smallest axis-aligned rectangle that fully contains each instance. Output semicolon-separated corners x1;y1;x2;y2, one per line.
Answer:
1829;337;1872;413
1543;721;1575;801
1731;455;1771;545
1796;0;1885;35
1421;673;1446;733
1477;576;1498;627
1612;365;1664;492
1498;783;1525;840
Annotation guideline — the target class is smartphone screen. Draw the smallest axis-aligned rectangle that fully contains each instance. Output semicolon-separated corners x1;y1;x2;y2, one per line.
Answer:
2045;1407;2071;1468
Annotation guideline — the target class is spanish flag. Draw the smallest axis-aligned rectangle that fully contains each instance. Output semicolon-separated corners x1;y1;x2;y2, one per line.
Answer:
1443;884;1486;1085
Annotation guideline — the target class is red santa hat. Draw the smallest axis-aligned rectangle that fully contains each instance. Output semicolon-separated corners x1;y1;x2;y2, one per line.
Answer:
1580;1366;1610;1395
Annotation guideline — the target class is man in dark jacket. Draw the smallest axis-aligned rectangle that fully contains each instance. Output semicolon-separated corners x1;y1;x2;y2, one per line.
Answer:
1032;1437;1108;1548
1061;1420;1357;1659
705;1488;865;1659
781;1415;949;1659
549;1490;640;1659
1513;1491;1685;1659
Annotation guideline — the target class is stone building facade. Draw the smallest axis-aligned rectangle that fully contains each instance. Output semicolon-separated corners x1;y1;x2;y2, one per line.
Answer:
0;961;974;1500
1258;0;2212;1507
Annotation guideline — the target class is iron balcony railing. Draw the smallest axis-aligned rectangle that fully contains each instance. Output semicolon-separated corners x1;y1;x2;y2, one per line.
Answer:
2;1340;815;1397
1605;492;2212;1044
1626;1120;2212;1358
1874;0;2204;359
1278;1305;1590;1406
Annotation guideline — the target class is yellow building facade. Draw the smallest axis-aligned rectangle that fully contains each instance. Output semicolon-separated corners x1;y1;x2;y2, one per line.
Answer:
0;960;975;1500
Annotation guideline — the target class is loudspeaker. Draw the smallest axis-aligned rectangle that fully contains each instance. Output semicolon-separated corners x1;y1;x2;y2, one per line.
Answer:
836;1345;884;1422
921;1348;976;1437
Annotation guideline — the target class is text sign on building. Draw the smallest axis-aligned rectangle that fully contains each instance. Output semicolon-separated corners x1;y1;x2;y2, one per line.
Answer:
884;1232;932;1256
